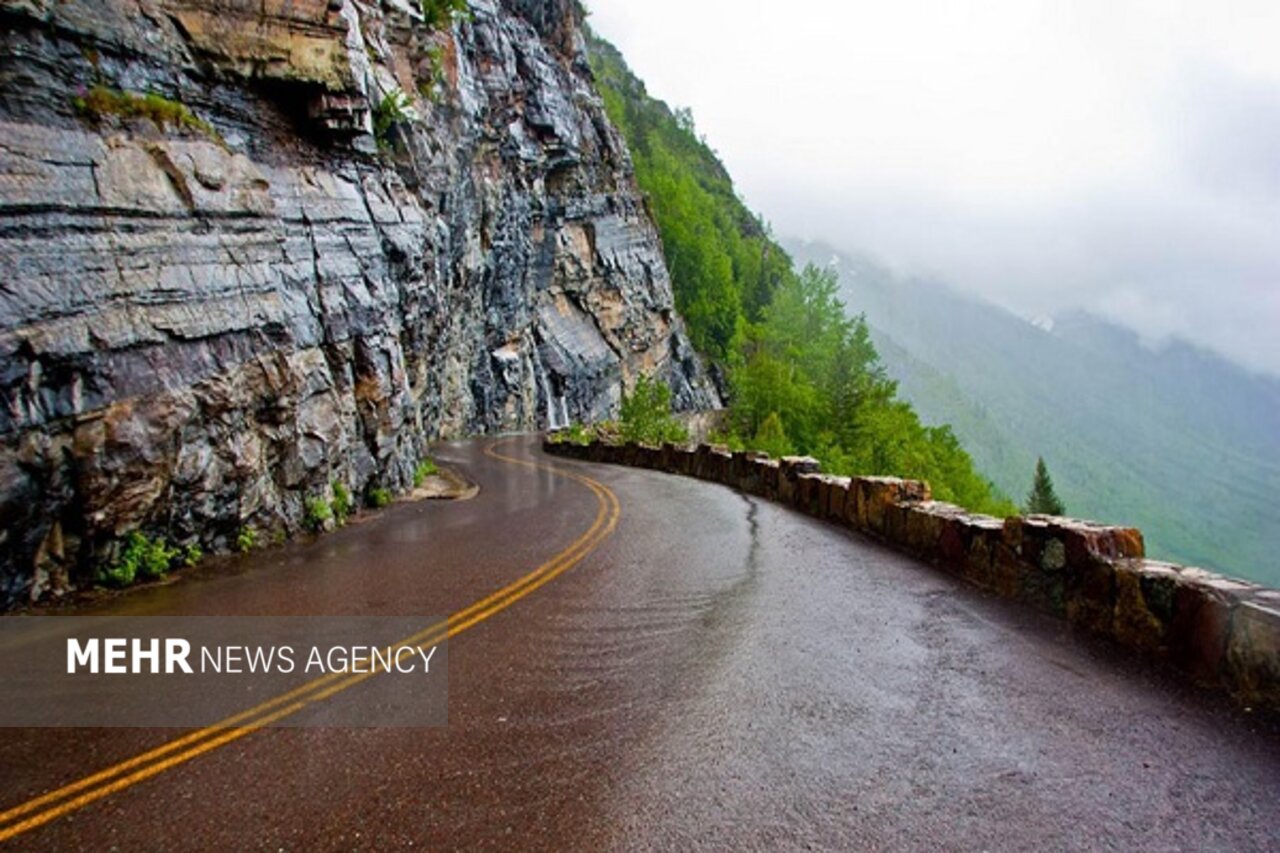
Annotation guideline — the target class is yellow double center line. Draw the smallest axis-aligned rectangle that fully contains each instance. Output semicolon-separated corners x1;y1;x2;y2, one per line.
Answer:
0;438;620;843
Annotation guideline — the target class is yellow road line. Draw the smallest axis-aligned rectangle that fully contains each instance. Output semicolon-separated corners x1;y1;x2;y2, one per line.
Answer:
0;440;609;829
0;437;619;844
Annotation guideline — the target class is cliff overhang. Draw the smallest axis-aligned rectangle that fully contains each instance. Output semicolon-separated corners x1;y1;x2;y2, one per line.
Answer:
0;0;718;604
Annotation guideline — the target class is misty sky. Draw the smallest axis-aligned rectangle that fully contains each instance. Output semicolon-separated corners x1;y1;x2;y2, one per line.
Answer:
588;0;1280;377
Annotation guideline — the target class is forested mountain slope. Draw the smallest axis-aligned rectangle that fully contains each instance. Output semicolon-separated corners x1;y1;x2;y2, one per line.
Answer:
787;240;1280;585
585;30;1014;515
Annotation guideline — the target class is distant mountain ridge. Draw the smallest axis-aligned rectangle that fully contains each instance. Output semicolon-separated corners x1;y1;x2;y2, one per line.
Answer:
786;239;1280;586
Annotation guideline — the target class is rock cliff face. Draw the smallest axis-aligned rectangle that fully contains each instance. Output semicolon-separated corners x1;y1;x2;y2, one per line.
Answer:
0;0;718;603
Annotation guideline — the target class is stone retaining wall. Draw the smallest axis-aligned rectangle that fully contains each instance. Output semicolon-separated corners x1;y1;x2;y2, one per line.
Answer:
545;437;1280;712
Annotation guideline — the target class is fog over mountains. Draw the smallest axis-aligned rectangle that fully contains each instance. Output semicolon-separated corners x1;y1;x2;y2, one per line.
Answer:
591;0;1280;378
786;239;1280;586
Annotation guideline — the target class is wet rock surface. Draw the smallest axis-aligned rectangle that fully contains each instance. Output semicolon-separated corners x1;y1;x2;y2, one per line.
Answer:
0;0;717;602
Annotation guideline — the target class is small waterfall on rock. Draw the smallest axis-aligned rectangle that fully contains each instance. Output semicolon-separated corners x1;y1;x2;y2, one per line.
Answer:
536;355;568;430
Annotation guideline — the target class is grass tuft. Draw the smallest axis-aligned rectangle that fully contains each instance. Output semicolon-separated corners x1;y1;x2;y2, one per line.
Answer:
413;458;439;487
72;86;222;143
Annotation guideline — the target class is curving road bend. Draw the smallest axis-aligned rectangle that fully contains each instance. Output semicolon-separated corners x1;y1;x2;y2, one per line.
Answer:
0;435;1277;850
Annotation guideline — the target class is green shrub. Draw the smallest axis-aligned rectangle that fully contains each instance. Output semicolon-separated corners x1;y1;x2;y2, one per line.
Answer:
331;481;352;524
99;560;136;588
707;428;746;452
420;0;469;29
182;544;203;567
367;487;392;508
140;538;177;580
304;497;333;532
752;411;792;459
619;374;689;445
71;85;221;142
100;532;178;587
100;535;142;587
418;45;447;102
372;89;412;150
413;458;439;487
236;526;257;553
551;421;593;446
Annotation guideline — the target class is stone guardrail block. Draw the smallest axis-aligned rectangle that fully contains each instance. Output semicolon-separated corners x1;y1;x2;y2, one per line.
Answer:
1228;593;1280;707
543;434;1280;711
670;444;695;476
820;476;852;523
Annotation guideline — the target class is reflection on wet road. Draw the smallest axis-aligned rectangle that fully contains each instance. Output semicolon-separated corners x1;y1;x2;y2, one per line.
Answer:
0;436;1277;850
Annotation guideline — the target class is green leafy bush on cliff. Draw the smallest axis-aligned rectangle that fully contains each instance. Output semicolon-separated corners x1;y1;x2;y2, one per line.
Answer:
331;481;353;525
372;89;413;150
100;532;180;587
420;0;469;29
304;497;333;533
619;375;689;445
586;31;1015;516
236;526;258;553
417;46;448;103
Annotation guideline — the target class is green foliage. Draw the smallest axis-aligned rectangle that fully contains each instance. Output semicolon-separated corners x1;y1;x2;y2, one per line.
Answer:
367;487;392;509
588;32;1015;517
707;428;746;452
782;237;1280;582
545;380;688;447
372;89;412;150
72;86;220;142
548;420;624;446
753;411;791;459
550;422;594;446
728;265;1015;515
304;497;333;533
182;544;203;567
100;532;180;587
1025;457;1066;516
418;46;447;102
98;560;136;588
331;481;353;525
236;526;258;553
413;458;439;487
619;375;690;445
588;36;791;358
420;0;469;29
139;538;176;579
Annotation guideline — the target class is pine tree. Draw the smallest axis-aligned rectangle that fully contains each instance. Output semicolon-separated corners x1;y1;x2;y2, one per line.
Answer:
1024;457;1066;516
619;374;688;445
753;411;791;459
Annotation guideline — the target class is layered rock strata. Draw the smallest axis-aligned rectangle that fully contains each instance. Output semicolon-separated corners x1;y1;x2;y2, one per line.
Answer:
0;0;718;602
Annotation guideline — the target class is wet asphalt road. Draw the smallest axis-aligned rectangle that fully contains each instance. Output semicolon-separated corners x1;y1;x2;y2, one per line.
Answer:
1;435;1277;850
